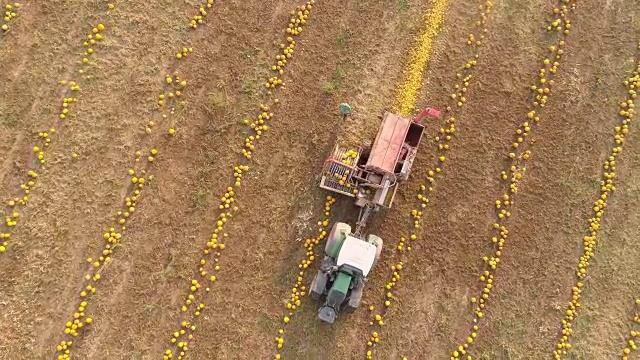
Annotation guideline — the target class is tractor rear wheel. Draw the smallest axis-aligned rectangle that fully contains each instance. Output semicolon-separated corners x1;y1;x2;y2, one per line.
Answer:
310;270;328;301
325;222;351;258
345;281;364;313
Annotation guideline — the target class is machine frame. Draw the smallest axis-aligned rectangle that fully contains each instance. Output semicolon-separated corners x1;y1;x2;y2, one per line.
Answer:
311;105;440;324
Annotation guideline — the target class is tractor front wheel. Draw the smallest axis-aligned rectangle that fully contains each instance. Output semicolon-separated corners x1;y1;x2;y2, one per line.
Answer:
367;234;383;269
325;222;351;258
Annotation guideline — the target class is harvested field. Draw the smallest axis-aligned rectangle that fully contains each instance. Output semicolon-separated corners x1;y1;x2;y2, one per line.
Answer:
0;1;639;360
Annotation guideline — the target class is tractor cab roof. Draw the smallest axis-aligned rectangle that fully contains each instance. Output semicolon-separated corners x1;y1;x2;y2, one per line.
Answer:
336;236;377;277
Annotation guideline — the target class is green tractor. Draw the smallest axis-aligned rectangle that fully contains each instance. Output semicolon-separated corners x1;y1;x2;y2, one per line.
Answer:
312;106;435;323
310;221;382;324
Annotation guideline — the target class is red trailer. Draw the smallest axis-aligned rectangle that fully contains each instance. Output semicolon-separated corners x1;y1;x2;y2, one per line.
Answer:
319;108;439;235
310;106;440;324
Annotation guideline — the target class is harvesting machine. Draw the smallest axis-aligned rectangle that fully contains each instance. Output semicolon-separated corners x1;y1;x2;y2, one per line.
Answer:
310;104;440;324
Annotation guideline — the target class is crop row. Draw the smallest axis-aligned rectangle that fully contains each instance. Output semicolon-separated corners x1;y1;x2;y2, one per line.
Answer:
621;298;640;359
392;0;447;116
361;2;494;359
0;2;19;32
553;51;639;359
448;1;578;358
1;21;109;255
271;196;336;360
55;75;186;360
53;1;217;358
162;2;316;359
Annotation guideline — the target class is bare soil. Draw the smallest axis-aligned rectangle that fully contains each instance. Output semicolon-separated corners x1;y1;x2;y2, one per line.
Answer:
0;0;639;359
